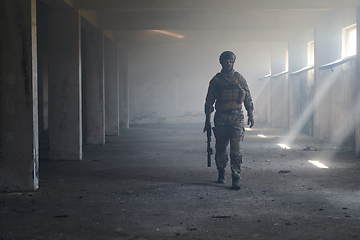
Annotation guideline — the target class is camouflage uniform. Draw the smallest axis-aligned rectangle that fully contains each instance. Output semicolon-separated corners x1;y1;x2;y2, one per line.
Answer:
205;69;254;179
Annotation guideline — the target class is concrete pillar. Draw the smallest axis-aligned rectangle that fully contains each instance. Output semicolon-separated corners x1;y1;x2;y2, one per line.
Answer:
0;0;39;191
313;26;341;141
265;78;271;125
48;9;82;160
270;43;288;128
105;37;119;135
288;41;305;128
119;47;129;128
288;40;309;129
355;7;360;157
81;19;105;145
36;0;49;160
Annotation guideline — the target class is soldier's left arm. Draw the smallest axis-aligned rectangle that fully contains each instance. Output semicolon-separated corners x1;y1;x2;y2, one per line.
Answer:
239;75;254;127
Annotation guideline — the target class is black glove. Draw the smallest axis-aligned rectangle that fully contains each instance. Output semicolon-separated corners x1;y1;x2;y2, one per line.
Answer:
203;121;211;132
248;114;254;128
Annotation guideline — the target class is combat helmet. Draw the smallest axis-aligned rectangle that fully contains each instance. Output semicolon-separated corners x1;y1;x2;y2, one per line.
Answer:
219;51;236;64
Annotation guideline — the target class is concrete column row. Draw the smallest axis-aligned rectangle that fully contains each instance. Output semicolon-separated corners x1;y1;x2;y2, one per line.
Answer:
270;12;360;156
271;28;340;140
0;2;129;191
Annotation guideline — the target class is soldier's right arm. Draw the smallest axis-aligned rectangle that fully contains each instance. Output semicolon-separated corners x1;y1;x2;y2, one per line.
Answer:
203;78;216;133
204;78;217;114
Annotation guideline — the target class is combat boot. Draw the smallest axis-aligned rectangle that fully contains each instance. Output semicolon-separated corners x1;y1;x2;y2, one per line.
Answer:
231;176;241;190
217;168;226;183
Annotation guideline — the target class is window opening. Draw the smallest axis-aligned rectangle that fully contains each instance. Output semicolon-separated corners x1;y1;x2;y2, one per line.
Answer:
342;24;356;58
308;41;314;66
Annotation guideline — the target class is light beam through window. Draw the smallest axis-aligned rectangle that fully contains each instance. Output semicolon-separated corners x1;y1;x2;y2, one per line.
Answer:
308;160;328;169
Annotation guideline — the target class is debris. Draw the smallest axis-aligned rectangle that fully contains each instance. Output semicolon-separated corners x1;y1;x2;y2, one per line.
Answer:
212;215;231;219
54;215;68;218
304;146;315;151
278;170;291;173
115;227;131;236
14;207;36;213
187;227;198;231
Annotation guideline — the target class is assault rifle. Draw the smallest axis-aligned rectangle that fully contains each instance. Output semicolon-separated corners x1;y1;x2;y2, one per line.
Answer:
203;112;213;167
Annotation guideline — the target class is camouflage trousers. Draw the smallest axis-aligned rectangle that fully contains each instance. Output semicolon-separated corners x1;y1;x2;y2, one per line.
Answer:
213;111;245;178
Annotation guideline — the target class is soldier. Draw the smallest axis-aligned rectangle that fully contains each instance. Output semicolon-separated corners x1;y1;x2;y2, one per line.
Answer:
204;51;254;190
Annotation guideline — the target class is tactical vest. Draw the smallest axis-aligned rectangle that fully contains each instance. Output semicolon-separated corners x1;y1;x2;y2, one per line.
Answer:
216;73;245;104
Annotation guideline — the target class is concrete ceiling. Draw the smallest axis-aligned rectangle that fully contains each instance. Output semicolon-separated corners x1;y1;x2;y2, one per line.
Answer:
48;0;360;43
73;0;360;10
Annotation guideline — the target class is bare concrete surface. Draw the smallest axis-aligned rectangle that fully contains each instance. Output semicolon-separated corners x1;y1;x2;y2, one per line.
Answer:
1;123;360;240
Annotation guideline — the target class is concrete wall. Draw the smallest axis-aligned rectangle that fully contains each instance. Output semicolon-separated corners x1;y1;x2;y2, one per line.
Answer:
270;74;289;129
268;42;289;129
321;62;357;147
254;78;271;124
313;10;356;145
252;51;271;125
288;70;315;137
288;40;310;133
127;42;271;125
280;9;358;149
258;8;359;151
314;27;341;141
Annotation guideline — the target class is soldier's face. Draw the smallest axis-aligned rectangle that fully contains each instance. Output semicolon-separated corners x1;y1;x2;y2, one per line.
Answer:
221;59;235;70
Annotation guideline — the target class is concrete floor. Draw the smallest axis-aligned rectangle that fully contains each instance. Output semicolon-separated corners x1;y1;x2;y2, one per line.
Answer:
1;123;360;240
